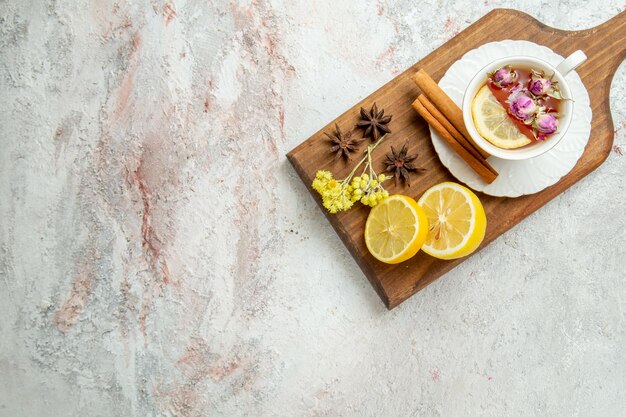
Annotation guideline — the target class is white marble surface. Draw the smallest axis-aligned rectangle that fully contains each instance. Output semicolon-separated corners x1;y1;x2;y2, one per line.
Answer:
1;1;625;416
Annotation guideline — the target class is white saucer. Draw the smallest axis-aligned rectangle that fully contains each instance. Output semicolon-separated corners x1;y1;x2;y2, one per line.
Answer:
430;40;592;197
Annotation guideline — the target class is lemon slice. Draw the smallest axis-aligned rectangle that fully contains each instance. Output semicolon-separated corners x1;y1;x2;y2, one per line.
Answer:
417;182;486;260
364;195;429;264
471;84;531;149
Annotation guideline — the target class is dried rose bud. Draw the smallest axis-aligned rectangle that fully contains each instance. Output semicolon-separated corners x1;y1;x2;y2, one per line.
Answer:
492;67;516;87
529;78;552;96
507;92;537;121
534;113;558;135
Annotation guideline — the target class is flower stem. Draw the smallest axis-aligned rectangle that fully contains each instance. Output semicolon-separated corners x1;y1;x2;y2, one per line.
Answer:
341;134;387;185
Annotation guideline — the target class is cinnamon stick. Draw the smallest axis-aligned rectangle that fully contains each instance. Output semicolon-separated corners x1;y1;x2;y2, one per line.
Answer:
412;98;497;184
417;94;498;177
413;69;490;159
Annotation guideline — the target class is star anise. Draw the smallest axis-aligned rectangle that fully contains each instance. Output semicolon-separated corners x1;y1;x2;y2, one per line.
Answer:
384;141;425;186
324;123;363;160
357;102;392;141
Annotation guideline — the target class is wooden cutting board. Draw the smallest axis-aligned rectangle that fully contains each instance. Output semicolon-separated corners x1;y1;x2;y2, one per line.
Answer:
287;9;626;309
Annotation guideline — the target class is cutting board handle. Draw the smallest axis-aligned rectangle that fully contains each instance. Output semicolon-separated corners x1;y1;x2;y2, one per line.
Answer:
489;9;626;81
578;10;626;77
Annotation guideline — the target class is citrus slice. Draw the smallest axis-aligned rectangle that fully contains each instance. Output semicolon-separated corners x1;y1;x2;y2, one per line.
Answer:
364;195;429;264
417;182;486;260
471;84;531;149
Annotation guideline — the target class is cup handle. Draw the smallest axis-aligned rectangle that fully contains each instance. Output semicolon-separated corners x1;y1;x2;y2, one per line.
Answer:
556;50;587;76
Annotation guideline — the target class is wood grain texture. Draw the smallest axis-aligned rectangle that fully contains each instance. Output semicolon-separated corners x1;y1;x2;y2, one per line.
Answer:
287;9;626;309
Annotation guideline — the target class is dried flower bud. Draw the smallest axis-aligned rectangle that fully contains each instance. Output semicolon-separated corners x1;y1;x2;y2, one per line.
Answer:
534;112;558;136
492;67;516;87
506;92;537;121
529;78;552;96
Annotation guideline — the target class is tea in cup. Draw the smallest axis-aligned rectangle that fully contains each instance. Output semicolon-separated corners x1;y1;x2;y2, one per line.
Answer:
462;50;586;160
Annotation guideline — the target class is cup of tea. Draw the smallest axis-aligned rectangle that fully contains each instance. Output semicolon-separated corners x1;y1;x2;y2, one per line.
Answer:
462;50;587;160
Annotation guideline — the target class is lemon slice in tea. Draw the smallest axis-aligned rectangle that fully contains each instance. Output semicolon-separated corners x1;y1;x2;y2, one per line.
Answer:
471;84;531;149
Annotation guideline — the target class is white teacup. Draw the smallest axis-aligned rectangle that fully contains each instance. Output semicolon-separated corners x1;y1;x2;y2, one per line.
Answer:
462;50;587;160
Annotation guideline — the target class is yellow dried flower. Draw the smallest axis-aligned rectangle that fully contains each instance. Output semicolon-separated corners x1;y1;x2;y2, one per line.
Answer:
312;135;394;214
312;170;354;213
